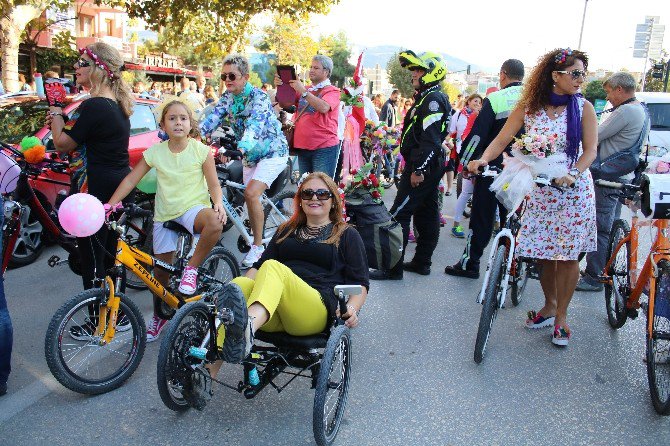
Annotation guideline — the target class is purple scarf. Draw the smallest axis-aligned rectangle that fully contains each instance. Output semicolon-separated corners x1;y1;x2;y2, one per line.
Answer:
549;92;582;165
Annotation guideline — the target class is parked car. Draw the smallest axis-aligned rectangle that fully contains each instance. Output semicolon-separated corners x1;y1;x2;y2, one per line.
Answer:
0;93;161;208
637;92;670;156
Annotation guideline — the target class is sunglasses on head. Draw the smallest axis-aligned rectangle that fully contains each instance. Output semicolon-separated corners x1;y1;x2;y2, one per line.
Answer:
76;58;92;68
555;69;586;80
220;72;239;81
300;188;334;201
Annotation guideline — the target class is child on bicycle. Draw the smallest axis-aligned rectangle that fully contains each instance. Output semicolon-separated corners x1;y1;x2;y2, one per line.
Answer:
108;98;226;341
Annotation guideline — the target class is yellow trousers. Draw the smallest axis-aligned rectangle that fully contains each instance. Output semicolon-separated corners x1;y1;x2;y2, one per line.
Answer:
217;259;328;348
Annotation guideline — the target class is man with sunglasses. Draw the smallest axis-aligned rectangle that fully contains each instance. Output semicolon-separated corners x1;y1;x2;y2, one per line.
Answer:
370;51;451;280
445;59;524;279
576;71;650;292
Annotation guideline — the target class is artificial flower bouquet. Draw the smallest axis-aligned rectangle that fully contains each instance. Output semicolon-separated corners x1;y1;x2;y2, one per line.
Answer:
360;122;400;159
341;162;385;203
490;133;568;212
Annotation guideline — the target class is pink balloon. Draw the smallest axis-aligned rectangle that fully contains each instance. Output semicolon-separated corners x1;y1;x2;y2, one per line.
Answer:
58;193;105;237
0;150;21;194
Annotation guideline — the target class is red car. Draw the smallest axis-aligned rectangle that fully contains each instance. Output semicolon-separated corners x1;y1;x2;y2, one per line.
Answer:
0;93;161;207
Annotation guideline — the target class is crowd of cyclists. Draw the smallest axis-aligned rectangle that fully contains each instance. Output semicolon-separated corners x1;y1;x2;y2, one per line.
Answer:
0;40;656;411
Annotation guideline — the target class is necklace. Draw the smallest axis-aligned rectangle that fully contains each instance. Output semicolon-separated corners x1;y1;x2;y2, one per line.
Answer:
546;105;560;118
296;223;332;243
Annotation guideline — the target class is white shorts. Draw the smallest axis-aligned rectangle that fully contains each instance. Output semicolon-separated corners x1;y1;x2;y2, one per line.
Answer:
153;205;207;255
243;156;289;188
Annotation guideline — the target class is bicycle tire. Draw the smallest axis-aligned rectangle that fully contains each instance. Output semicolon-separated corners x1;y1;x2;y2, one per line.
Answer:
474;245;506;364
262;190;295;240
44;288;147;394
605;219;630;329
200;246;241;285
313;325;352;446
510;258;529;307
646;260;670;415
157;301;212;411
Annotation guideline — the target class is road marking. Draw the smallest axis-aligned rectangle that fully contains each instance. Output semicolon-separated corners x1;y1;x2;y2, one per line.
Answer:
0;370;61;423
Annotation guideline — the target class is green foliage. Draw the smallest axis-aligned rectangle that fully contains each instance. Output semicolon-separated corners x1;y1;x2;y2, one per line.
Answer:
256;14;318;72
386;51;413;97
644;53;669;93
319;31;354;87
583;80;607;104
35;30;77;74
249;71;262;88
441;81;461;103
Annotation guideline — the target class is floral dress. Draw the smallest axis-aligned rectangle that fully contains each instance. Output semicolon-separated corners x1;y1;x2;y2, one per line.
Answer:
516;97;597;261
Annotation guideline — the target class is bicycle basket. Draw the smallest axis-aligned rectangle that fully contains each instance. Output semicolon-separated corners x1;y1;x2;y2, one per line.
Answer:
641;174;670;219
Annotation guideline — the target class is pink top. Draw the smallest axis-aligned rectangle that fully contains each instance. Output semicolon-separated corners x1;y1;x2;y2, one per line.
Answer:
293;85;341;150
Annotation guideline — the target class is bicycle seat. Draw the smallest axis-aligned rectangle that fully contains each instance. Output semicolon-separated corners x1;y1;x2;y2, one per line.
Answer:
163;221;190;235
266;161;291;198
255;330;328;349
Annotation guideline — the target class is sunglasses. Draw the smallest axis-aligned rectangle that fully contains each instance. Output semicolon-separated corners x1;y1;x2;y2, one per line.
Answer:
76;58;92;68
220;72;239;81
300;188;334;201
555;69;586;80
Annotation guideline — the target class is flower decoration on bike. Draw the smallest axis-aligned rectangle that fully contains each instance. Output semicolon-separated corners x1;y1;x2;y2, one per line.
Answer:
360;123;401;160
490;132;568;212
342;162;385;203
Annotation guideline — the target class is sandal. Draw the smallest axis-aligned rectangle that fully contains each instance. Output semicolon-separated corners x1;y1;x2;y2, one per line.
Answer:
525;310;555;329
551;325;571;347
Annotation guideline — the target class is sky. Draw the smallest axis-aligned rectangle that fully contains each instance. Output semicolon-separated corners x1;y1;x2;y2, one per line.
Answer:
307;0;670;72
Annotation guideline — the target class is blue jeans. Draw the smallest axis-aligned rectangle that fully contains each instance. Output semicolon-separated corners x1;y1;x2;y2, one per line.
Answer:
296;144;340;179
0;196;12;388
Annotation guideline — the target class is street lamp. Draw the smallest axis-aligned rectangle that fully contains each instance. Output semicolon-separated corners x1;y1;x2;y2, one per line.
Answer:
578;0;589;50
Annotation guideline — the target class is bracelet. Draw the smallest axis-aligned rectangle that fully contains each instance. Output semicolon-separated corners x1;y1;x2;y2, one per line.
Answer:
49;112;65;119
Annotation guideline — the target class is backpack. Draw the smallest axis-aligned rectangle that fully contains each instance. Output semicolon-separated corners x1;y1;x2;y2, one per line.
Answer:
345;192;403;270
591;106;650;181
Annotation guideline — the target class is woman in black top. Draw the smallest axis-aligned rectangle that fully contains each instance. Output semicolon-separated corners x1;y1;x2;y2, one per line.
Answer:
209;172;369;373
46;42;134;291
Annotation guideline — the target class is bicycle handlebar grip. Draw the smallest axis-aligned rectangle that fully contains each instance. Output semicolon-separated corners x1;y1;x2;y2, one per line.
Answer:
128;205;152;218
338;295;348;319
594;179;624;189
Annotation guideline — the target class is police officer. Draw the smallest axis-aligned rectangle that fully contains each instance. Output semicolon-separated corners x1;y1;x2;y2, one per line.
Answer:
370;51;451;280
445;59;525;279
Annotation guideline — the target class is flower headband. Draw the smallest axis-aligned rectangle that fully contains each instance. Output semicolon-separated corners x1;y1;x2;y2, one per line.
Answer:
79;47;117;81
554;48;573;65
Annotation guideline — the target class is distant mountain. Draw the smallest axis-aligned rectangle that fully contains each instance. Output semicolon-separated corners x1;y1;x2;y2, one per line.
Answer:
358;45;488;73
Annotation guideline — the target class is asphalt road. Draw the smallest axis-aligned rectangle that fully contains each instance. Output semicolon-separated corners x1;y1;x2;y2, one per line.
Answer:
1;188;670;446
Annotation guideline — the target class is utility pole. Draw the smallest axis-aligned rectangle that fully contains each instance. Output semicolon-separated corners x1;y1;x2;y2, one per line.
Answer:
577;0;589;49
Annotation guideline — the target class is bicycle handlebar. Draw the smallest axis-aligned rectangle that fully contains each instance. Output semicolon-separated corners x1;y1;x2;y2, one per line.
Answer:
217;148;243;159
0;140;69;173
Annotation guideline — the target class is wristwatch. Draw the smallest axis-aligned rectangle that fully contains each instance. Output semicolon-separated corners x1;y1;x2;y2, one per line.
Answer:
568;167;581;178
301;91;309;99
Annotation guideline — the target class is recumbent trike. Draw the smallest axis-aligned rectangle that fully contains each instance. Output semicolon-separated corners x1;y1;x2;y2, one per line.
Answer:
156;284;361;446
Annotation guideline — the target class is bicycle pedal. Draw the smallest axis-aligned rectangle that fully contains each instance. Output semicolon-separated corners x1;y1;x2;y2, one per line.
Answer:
188;346;208;360
47;255;67;268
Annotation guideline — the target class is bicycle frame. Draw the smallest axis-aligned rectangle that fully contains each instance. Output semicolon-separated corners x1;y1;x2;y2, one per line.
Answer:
602;216;670;339
220;179;288;247
477;227;515;308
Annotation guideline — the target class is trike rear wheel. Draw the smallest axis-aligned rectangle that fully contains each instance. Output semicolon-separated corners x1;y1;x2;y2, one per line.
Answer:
605;219;630;329
313;325;352;446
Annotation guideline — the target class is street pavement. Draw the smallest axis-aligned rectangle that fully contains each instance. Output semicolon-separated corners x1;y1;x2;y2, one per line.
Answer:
1;187;670;446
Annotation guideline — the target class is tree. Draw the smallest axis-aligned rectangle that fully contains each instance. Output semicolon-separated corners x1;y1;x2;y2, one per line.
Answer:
644;52;669;93
1;0;52;92
441;81;461;103
256;14;318;74
583;79;607;104
386;51;413;97
319;31;354;87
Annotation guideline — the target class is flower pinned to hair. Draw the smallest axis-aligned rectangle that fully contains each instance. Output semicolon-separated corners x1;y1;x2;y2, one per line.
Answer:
554;48;573;65
297;171;311;187
79;47;117;81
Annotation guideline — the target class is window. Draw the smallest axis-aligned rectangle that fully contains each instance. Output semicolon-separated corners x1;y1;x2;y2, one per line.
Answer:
129;104;158;135
105;19;113;37
647;103;670;131
80;16;94;37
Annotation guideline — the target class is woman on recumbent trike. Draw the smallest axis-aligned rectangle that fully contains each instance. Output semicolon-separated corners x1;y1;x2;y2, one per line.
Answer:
160;171;369;410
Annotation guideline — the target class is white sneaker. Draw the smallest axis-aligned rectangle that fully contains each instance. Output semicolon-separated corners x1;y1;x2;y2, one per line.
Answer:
242;244;265;267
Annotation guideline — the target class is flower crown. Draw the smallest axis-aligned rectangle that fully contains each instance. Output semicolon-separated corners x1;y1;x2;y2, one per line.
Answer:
554;48;573;65
79;47;118;81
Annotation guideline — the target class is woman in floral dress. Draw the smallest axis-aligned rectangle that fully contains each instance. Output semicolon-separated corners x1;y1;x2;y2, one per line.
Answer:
468;48;598;346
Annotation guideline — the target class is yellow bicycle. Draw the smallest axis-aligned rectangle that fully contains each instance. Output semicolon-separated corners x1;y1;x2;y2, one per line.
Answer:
44;205;239;395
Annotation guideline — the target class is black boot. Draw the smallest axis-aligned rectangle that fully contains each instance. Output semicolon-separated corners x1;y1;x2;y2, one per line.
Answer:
369;269;403;280
403;261;430;275
444;262;479;279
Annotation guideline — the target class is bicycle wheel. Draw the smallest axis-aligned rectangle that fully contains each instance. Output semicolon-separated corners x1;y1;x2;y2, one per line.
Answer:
125;204;154;290
263;190;295;239
157;301;213;411
510;258;529;307
474;245;506;364
44;288;147;394
646;260;670;415
605;219;630;329
313;325;352;446
200;246;241;286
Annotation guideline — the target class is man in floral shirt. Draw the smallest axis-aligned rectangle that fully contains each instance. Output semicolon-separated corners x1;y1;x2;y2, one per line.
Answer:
201;54;289;267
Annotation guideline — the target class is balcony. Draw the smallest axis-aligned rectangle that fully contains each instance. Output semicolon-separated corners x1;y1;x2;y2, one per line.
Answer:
75;36;136;59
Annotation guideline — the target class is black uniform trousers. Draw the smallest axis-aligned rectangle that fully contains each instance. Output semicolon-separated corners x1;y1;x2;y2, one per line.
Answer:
459;175;507;271
389;156;443;275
